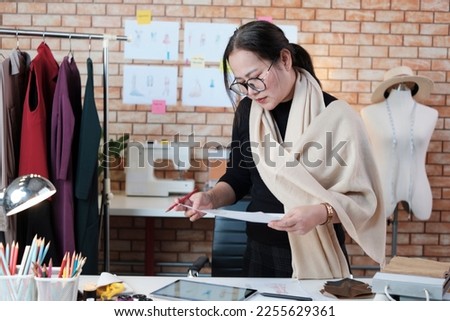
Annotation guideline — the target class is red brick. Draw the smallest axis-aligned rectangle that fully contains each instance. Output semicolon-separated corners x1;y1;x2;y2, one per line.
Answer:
176;230;206;241
161;241;190;252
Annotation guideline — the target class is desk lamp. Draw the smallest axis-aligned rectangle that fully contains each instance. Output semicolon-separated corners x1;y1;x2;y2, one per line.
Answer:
0;174;56;216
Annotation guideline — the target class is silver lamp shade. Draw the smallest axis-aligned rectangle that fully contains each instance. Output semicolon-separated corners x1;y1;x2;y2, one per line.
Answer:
0;174;56;216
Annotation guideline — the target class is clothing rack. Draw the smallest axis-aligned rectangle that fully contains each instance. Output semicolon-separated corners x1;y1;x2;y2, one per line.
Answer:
0;27;129;272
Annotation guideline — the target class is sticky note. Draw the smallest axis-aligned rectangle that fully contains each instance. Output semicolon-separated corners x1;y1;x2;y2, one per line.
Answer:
190;56;205;68
137;10;152;25
152;99;166;114
257;16;273;22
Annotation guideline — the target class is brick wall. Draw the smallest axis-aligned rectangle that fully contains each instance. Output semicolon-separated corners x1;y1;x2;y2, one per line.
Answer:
1;0;449;277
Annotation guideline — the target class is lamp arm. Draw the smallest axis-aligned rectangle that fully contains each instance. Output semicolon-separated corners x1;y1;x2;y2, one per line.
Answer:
0;189;5;231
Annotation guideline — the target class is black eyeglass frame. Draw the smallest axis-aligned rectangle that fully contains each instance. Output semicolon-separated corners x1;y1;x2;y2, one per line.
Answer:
229;60;275;96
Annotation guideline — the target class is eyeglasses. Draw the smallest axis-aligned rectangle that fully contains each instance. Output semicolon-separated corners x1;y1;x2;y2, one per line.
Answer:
229;61;274;96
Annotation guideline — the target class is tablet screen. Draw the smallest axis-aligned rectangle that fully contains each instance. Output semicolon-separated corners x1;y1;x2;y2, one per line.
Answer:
150;279;258;301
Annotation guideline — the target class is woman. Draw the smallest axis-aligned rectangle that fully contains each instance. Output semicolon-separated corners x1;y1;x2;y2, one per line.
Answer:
175;20;386;279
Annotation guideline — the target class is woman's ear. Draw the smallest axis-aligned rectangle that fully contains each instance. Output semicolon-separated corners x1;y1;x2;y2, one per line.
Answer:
279;48;292;70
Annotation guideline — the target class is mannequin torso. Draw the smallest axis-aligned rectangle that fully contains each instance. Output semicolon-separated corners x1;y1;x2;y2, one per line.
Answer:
361;88;438;220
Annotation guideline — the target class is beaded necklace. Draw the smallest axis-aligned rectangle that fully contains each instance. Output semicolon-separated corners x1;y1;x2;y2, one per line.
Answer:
385;96;417;218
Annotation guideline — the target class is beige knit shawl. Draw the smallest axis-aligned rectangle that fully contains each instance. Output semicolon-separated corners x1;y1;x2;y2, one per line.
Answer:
249;70;386;279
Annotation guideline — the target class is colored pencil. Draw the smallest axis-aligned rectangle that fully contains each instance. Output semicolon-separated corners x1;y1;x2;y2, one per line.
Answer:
165;187;199;212
17;245;30;275
58;252;68;278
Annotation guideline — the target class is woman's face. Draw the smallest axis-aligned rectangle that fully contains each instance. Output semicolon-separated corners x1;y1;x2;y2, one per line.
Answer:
228;49;296;111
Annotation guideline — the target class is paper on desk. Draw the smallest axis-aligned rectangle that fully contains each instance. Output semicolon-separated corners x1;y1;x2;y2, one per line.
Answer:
179;204;284;223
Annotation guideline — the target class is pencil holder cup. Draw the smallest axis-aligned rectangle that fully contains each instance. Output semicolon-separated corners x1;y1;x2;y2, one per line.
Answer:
35;275;80;301
0;274;37;301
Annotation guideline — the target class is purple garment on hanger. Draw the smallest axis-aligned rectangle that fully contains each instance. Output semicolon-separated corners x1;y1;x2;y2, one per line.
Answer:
50;55;81;258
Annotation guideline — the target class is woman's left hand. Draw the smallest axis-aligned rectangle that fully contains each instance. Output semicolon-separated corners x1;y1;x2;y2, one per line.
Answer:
268;204;327;234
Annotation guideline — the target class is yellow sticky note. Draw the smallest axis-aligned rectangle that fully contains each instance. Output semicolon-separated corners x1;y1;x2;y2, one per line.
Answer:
137;10;152;25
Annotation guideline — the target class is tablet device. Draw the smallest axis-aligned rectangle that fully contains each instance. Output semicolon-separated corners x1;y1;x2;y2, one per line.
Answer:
150;279;257;301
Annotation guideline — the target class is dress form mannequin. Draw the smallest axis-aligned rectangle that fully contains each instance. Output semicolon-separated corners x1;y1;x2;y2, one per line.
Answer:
361;86;438;220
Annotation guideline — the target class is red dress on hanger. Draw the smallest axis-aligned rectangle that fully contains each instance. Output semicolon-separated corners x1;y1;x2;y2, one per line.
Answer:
19;42;59;178
17;42;59;263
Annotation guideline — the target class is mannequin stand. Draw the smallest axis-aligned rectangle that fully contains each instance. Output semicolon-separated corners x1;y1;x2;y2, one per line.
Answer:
390;204;399;257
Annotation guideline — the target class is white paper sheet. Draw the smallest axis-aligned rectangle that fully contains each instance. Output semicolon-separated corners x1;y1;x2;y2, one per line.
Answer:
206;209;284;223
179;204;284;223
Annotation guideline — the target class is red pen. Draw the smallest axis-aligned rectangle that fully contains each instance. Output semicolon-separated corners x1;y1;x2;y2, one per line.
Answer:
165;188;199;212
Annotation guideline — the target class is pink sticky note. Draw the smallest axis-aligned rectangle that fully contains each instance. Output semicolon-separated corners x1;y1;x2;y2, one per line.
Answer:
257;16;273;22
152;99;166;114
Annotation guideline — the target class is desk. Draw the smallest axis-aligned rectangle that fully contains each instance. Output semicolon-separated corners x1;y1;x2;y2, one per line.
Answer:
107;193;248;275
108;193;188;218
108;191;250;217
79;275;450;301
79;275;374;301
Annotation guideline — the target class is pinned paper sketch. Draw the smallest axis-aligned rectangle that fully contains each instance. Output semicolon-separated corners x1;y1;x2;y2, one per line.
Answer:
182;67;232;107
278;24;298;43
124;20;179;60
182;22;296;63
184;22;237;63
123;65;177;105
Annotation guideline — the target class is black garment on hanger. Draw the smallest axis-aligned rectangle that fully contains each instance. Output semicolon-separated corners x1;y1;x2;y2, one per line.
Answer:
75;57;101;274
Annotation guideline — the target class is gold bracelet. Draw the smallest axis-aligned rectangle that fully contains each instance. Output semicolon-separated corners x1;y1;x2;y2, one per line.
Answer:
320;202;334;225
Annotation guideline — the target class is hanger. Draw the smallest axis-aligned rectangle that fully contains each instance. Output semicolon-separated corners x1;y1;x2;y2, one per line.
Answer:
67;34;73;62
15;28;21;52
88;35;92;59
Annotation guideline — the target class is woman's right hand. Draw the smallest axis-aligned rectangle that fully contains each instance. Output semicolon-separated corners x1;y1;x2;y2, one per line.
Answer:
172;182;236;221
172;191;214;221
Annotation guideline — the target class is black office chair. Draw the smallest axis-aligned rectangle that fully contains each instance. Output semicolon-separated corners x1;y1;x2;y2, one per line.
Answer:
188;214;248;277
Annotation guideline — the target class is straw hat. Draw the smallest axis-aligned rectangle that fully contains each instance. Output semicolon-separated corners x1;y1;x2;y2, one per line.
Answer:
371;66;433;103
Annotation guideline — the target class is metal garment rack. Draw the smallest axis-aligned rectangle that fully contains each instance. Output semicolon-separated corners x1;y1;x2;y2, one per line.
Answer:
0;28;129;272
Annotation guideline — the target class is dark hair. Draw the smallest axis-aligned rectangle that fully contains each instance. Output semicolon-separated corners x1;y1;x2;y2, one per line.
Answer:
222;20;321;103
